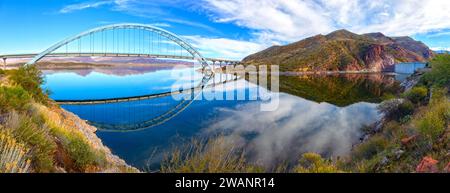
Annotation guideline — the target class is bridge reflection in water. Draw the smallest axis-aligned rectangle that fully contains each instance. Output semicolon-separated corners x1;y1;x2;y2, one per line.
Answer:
60;74;241;132
63;93;192;132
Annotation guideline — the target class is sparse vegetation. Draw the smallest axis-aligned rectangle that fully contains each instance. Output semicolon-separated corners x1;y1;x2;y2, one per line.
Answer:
421;54;450;87
3;111;57;172
0;67;127;173
347;83;449;172
403;86;428;104
0;86;31;113
294;153;343;173
0;130;32;173
6;65;49;104
414;88;449;141
378;99;414;121
161;136;263;173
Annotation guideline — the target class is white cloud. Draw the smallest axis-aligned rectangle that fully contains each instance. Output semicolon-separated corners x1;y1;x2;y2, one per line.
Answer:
426;30;450;38
204;94;381;167
60;1;113;13
58;0;450;59
201;0;450;44
183;35;265;60
431;47;450;51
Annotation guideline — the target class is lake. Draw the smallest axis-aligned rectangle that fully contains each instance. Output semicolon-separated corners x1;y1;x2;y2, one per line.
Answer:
42;64;412;170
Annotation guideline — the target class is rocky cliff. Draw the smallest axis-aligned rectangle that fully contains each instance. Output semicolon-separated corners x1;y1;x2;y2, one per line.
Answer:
243;30;433;72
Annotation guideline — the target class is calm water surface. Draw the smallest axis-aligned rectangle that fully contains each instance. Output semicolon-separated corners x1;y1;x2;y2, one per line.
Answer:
42;64;419;170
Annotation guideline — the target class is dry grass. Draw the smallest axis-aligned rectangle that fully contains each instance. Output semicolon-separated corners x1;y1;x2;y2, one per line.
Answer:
0;130;32;173
161;136;263;173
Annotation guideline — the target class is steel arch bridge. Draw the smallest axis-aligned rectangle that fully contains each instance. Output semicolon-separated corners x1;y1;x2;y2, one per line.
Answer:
26;23;212;70
24;23;241;132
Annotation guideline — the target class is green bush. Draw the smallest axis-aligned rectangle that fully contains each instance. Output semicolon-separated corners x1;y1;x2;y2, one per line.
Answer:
50;126;105;171
415;88;449;141
403;86;428;104
294;153;343;173
352;135;388;160
378;99;414;121
0;86;32;113
421;54;450;87
7;66;49;104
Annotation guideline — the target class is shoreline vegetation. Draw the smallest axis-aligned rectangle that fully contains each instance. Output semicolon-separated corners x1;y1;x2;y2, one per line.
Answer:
0;66;138;173
0;54;448;173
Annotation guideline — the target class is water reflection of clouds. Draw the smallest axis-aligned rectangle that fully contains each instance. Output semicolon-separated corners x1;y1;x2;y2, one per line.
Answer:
205;93;381;168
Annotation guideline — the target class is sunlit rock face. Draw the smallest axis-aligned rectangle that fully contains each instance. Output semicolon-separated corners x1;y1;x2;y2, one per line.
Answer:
205;93;381;168
242;29;433;72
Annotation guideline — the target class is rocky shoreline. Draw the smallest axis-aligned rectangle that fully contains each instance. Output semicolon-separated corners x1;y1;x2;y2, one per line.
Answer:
55;106;139;173
358;69;426;144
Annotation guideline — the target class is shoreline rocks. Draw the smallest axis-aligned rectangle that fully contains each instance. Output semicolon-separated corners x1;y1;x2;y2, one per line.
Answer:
57;107;139;173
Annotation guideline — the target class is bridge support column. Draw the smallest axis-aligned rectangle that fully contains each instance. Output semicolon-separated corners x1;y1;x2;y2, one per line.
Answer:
2;57;6;70
218;61;222;83
212;61;216;86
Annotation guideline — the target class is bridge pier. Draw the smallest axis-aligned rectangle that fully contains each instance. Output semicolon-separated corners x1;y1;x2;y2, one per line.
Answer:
2;57;6;70
212;61;216;86
212;60;217;70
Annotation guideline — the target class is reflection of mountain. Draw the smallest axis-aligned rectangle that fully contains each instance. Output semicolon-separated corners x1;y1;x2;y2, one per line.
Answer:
38;56;194;65
277;74;400;106
43;64;193;77
245;73;400;106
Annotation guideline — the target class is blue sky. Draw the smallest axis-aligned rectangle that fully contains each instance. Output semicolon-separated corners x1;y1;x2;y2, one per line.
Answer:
1;0;450;59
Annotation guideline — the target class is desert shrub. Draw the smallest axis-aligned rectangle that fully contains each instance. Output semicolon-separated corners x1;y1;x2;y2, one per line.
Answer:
381;93;396;101
33;104;106;171
0;86;31;113
0;130;32;173
420;54;450;87
294;153;343;173
352;135;388;161
403;86;428;104
414;88;449;141
381;121;404;140
161;137;262;173
51;127;105;171
4;112;57;172
378;99;414;121
7;66;48;104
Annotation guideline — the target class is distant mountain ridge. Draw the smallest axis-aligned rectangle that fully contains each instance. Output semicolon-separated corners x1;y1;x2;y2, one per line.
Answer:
242;29;433;72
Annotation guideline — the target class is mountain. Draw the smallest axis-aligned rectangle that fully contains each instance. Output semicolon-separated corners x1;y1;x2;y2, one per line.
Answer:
434;50;450;54
242;29;433;72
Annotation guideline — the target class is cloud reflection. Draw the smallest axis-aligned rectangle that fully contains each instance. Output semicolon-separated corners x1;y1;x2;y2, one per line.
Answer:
205;93;381;168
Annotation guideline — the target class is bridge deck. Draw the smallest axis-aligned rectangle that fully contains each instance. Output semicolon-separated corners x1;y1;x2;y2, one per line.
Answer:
0;53;240;63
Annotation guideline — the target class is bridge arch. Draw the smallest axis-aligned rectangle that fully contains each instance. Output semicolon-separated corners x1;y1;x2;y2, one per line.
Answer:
26;23;213;74
29;23;225;132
